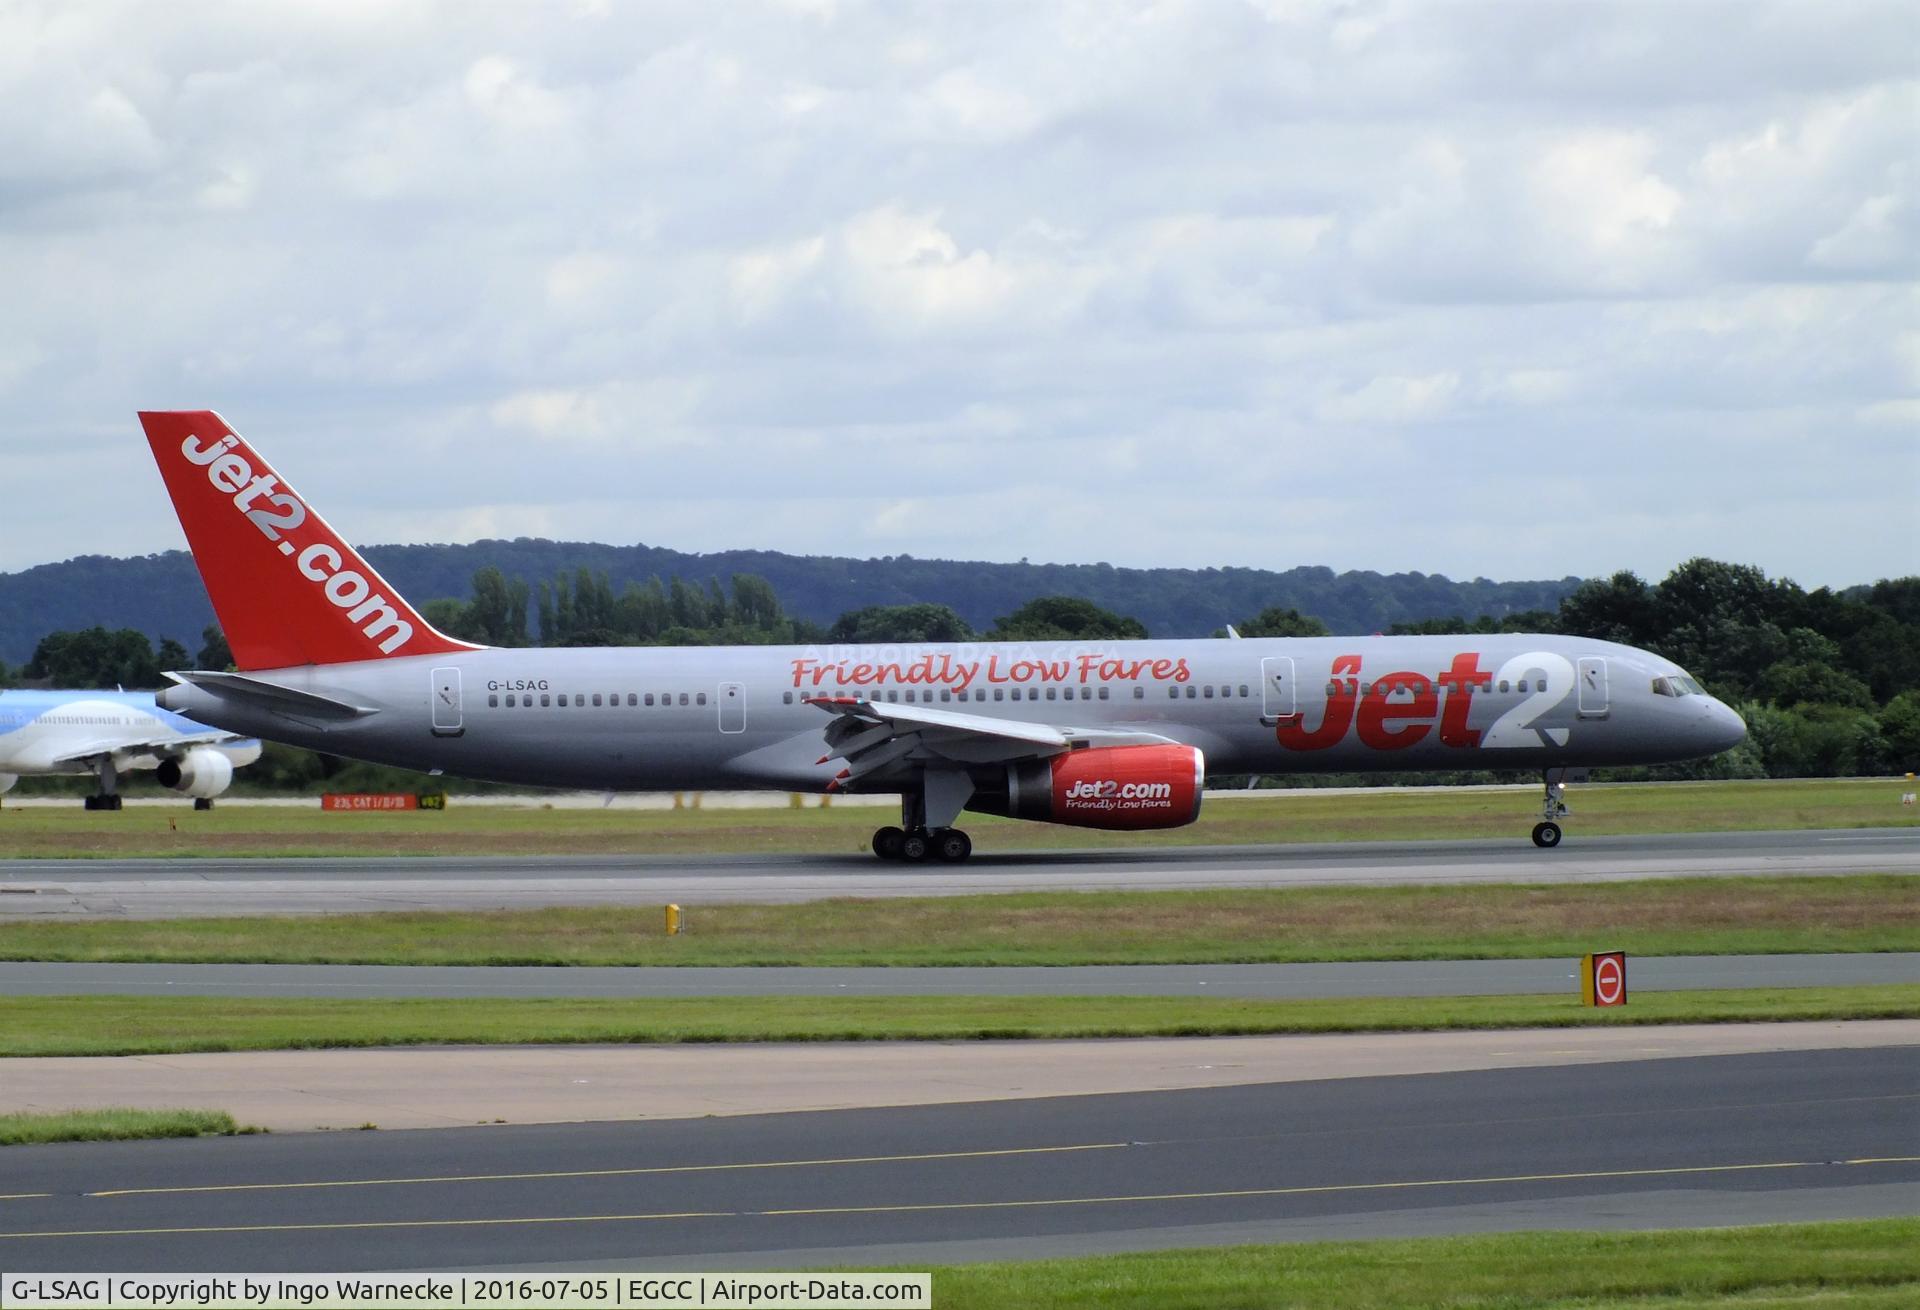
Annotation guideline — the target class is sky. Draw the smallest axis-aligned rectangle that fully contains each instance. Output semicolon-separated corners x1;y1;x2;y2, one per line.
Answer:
1;0;1914;590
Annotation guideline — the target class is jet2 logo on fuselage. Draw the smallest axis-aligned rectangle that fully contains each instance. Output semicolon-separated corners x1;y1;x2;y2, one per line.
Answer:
1278;651;1575;753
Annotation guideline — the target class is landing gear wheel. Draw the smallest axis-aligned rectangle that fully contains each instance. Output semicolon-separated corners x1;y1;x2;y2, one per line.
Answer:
1531;821;1562;849
193;798;213;811
871;826;907;860
934;829;973;863
84;795;121;812
900;830;931;862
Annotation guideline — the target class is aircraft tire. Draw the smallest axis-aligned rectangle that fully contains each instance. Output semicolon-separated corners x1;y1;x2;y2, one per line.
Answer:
934;829;972;863
194;798;214;811
900;831;931;862
871;826;907;860
1531;821;1562;848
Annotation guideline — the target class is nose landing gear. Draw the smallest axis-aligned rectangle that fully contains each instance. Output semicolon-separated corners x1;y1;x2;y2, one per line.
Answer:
1531;768;1575;847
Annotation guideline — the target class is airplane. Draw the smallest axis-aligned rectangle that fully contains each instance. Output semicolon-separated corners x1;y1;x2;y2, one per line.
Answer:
137;410;1746;859
0;687;262;810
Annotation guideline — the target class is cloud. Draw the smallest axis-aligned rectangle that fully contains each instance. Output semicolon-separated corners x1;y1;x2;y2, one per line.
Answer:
0;0;1912;589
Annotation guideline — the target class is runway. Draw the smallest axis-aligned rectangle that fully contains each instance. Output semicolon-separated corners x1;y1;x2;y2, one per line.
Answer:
2;828;1914;918
3;953;1913;999
2;1046;1914;1271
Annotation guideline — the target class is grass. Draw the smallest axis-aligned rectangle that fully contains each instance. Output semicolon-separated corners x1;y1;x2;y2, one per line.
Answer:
0;1108;254;1145
913;1220;1920;1309
2;875;1912;966
0;777;1910;860
1;986;1913;1057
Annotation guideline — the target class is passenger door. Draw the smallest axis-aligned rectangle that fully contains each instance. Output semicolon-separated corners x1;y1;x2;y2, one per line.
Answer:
430;666;464;737
1576;657;1609;718
1259;657;1297;725
718;681;746;734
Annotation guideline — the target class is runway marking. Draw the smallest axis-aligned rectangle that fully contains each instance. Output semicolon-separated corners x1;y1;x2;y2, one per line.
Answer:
10;1156;1916;1242
84;1141;1131;1198
1;1194;53;1201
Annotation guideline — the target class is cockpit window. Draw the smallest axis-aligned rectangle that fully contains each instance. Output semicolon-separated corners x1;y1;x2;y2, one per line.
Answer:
1651;674;1706;697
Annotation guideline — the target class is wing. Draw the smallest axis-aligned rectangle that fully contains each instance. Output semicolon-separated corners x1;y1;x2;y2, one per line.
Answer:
805;695;1176;790
48;730;245;772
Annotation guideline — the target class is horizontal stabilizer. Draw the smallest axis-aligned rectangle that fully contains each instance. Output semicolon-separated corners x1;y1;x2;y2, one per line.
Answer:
164;670;377;720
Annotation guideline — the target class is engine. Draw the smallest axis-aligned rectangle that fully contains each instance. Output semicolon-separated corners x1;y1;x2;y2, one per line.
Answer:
971;744;1205;831
0;773;15;795
154;748;235;799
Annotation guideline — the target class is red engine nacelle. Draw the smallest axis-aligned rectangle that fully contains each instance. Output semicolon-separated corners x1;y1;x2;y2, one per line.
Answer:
992;744;1205;831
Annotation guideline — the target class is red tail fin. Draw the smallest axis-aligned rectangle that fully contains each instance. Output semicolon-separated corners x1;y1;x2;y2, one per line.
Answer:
139;410;479;670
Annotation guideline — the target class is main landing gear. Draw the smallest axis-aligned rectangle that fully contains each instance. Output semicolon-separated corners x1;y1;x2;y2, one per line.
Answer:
871;825;973;863
84;760;122;810
1531;769;1573;848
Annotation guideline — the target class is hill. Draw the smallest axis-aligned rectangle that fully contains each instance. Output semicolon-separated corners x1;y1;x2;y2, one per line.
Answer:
0;540;1581;664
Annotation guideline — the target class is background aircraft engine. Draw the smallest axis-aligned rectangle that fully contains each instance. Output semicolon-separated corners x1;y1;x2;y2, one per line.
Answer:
0;772;15;795
154;748;235;798
993;743;1204;831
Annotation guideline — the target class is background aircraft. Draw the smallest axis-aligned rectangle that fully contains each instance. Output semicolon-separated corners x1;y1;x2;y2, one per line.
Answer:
140;411;1745;857
0;688;261;809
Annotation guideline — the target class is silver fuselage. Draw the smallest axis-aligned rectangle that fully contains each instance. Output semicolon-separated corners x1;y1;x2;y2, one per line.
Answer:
157;635;1745;792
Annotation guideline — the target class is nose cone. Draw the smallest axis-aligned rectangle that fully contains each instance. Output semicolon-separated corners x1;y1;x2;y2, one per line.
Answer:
1700;698;1747;754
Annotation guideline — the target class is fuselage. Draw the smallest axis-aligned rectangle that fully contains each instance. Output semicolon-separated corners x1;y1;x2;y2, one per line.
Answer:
0;689;262;785
156;635;1745;792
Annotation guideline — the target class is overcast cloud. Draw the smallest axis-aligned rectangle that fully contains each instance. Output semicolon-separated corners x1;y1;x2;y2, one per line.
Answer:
1;0;1913;588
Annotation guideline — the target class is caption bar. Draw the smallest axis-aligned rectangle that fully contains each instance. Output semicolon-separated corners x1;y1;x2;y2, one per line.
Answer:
1;1275;931;1310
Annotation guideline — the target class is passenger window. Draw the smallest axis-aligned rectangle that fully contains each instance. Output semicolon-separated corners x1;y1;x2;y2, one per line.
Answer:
679;693;689;706
1516;680;1529;694
1498;680;1510;693
1168;686;1179;699
783;691;793;704
994;688;1004;701
1046;687;1057;701
1132;686;1144;699
1326;680;1338;695
1099;686;1110;700
940;689;951;702
592;694;603;707
488;694;499;707
644;693;654;706
1239;685;1249;697
1360;683;1372;697
1203;686;1214;699
696;692;707;706
503;694;514;707
887;690;899;703
541;694;551;707
974;689;985;701
1185;685;1197;699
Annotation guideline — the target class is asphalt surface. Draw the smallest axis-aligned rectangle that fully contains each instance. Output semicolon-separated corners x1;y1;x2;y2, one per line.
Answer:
3;953;1914;999
2;1047;1914;1271
2;828;1914;918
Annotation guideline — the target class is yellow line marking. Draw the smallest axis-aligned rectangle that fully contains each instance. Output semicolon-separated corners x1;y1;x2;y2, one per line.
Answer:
7;1156;1913;1242
2;1194;53;1202
86;1141;1130;1198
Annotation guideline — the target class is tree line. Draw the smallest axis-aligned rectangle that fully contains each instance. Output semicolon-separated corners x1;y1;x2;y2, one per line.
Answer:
2;557;1913;786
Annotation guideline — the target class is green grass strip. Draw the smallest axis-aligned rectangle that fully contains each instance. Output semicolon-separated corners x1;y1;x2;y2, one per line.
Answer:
2;777;1911;860
912;1219;1920;1310
3;875;1913;966
0;1108;253;1146
3;986;1914;1057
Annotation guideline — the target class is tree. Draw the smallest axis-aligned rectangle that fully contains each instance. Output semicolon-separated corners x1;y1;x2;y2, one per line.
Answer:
155;637;190;672
467;566;530;646
25;627;163;688
988;597;1147;642
1558;571;1654;644
1879;691;1920;772
197;626;234;671
828;604;975;644
1754;660;1874;711
1235;606;1330;638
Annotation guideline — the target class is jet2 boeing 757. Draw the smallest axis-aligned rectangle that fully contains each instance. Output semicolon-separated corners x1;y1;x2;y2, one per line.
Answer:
0;688;260;809
139;410;1746;859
